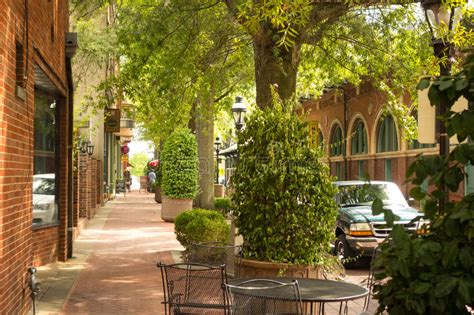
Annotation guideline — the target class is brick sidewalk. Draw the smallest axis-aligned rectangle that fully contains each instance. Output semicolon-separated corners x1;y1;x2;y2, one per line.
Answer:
35;190;377;314
62;191;180;314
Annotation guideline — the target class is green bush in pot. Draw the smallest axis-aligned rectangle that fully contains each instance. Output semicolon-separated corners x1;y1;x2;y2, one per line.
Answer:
161;128;198;199
231;94;338;266
175;208;230;250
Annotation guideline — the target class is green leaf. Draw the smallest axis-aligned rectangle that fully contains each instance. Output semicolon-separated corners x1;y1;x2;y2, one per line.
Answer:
413;282;431;294
435;277;458;297
372;198;384;215
455;79;468;91
417;78;431;90
428;86;441;106
439;80;453;91
410;187;426;200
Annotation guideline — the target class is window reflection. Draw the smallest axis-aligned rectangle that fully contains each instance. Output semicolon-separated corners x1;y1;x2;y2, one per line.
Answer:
33;92;58;225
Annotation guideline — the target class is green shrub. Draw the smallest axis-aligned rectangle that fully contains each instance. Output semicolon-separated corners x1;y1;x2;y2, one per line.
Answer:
232;93;338;265
214;197;232;216
161;128;198;199
175;209;230;250
373;54;474;314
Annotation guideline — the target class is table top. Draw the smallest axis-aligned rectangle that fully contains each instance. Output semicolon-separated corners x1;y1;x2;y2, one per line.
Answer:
228;277;369;303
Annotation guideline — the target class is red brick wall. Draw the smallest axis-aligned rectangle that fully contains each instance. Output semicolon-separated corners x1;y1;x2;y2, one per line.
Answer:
91;158;97;213
79;153;90;218
0;1;69;313
303;83;464;201
32;226;59;266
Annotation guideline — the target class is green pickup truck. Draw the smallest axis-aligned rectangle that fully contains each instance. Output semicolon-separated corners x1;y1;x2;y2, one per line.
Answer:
333;181;424;263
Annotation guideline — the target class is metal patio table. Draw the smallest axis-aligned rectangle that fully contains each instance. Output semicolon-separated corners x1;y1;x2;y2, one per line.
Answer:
228;277;368;315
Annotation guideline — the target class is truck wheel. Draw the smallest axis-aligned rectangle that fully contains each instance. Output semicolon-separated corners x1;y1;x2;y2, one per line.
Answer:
335;234;356;268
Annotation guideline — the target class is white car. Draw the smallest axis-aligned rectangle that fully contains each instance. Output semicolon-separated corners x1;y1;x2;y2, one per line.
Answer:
33;174;56;224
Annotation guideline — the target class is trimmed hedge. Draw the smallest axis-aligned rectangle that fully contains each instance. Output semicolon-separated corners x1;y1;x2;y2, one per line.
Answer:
161;128;198;199
214;197;232;216
174;208;230;250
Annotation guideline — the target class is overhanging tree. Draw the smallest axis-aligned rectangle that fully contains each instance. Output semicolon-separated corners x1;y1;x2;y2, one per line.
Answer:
116;0;253;208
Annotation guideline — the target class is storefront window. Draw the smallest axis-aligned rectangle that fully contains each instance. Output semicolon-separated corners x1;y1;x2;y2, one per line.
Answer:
33;91;59;225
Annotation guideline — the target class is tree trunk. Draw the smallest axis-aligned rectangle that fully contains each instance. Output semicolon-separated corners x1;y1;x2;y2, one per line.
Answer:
195;96;215;209
253;36;301;109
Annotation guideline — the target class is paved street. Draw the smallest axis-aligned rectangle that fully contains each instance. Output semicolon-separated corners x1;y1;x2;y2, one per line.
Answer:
35;191;377;315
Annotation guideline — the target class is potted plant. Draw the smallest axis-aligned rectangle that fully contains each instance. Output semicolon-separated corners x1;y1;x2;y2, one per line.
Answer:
232;94;338;278
161;128;199;222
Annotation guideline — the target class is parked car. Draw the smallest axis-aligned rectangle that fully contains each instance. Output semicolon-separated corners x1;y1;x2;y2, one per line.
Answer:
333;181;424;263
33;173;56;224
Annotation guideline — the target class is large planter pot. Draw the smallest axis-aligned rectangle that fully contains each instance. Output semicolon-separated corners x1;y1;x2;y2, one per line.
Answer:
155;186;162;203
239;259;322;279
161;196;193;222
214;184;225;198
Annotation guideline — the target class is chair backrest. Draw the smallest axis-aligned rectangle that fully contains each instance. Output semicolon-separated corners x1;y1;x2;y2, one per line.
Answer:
225;279;303;315
187;242;243;277
158;262;228;314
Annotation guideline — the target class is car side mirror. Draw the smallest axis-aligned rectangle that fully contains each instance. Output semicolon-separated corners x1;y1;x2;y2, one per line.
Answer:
407;197;415;206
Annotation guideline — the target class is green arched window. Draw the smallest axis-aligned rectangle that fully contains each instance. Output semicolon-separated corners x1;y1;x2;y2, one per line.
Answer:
330;125;343;156
351;119;368;155
377;115;398;153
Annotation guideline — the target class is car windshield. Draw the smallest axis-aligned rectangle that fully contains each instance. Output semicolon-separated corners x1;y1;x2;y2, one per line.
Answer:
337;183;408;207
33;178;55;195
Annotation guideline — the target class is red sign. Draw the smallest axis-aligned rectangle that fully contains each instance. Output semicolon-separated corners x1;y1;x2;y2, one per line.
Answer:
121;145;130;154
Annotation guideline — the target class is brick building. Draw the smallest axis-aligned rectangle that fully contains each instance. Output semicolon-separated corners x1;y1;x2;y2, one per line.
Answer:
300;81;472;200
0;1;75;313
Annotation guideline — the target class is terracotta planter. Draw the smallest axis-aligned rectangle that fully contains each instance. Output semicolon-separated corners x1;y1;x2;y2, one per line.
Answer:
154;186;162;203
161;196;193;222
214;184;225;198
239;259;322;279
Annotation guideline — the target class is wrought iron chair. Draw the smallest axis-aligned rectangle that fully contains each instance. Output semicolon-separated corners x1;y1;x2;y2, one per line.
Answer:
187;242;243;278
361;247;381;312
225;279;303;315
158;262;229;315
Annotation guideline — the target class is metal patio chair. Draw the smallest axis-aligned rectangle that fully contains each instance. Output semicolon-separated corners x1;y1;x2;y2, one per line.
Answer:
225;279;303;315
158;262;229;315
187;242;243;278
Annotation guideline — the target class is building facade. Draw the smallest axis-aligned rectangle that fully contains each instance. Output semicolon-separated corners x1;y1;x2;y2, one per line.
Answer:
300;82;469;201
0;1;75;313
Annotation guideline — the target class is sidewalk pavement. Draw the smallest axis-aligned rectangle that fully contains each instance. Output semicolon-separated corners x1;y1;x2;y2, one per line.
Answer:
35;190;182;315
34;190;377;315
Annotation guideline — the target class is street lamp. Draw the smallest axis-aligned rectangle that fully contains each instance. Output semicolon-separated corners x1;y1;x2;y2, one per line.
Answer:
87;142;94;156
214;136;222;184
420;0;461;208
80;140;89;154
75;136;82;151
420;0;460;158
232;96;247;161
232;96;247;131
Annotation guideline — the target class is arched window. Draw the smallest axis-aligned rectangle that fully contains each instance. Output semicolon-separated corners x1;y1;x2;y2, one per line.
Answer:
330;125;343;156
377;115;398;153
318;129;324;147
351;119;368;155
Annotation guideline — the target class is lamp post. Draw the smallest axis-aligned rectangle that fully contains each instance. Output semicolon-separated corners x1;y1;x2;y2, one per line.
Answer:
80;140;89;154
420;0;460;158
420;0;460;208
232;96;247;161
214;136;222;184
75;136;82;152
87;142;94;156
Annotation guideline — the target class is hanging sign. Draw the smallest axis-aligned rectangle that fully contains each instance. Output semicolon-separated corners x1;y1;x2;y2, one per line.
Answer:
121;145;130;154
